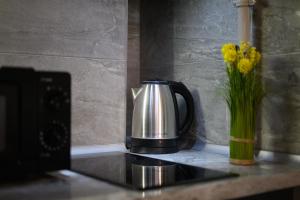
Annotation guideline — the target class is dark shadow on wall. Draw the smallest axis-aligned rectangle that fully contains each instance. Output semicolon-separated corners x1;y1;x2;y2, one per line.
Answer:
140;0;175;81
126;0;177;148
262;56;300;155
126;0;141;148
253;0;268;155
254;0;300;155
140;0;198;150
179;89;204;150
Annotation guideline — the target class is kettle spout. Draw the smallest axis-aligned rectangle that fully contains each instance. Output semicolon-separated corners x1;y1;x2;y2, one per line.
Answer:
131;88;142;101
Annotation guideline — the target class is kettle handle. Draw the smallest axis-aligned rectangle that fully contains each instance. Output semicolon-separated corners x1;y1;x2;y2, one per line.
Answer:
170;81;194;136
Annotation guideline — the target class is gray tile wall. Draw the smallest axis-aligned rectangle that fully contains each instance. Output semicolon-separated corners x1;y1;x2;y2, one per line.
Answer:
0;0;128;146
138;0;300;154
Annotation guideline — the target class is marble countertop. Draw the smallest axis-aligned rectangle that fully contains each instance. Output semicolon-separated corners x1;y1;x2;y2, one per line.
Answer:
1;143;300;200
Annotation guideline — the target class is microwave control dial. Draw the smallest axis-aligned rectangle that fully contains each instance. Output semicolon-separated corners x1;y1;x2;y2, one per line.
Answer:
44;86;70;110
40;121;68;152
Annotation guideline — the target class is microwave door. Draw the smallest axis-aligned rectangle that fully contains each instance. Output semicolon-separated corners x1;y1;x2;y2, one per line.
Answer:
0;95;6;152
0;84;19;162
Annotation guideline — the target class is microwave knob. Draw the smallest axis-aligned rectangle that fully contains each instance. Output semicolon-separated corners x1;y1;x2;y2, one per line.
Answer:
40;121;68;151
44;87;69;110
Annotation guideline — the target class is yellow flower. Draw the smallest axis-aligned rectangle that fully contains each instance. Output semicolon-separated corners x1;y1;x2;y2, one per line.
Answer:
237;58;253;74
221;42;261;70
223;50;237;63
221;43;236;55
249;47;256;60
221;43;237;63
239;41;250;54
249;47;261;65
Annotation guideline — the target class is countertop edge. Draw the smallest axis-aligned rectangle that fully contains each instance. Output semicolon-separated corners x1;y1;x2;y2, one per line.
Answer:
139;171;300;200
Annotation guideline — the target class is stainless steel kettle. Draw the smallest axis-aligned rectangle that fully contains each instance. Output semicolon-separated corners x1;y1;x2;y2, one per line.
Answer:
130;80;194;154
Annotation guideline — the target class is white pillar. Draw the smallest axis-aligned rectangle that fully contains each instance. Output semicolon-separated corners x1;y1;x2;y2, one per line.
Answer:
233;0;256;43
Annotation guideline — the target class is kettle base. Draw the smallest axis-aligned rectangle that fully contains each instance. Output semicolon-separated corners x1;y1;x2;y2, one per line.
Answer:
130;138;179;154
130;146;178;154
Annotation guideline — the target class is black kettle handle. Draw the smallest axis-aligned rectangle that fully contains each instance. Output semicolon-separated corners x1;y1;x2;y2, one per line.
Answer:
170;81;194;136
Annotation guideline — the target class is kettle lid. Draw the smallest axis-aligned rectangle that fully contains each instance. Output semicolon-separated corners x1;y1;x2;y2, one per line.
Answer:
142;79;169;85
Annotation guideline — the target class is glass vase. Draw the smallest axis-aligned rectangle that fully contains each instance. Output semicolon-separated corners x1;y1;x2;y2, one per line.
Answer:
229;105;256;165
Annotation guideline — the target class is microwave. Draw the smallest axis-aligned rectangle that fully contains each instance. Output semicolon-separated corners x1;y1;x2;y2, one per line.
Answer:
0;67;71;176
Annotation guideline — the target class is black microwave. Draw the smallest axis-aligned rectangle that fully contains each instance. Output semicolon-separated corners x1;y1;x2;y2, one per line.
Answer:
0;67;71;176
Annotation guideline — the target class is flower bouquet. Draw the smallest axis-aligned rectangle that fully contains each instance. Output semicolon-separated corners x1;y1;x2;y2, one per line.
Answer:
221;42;264;165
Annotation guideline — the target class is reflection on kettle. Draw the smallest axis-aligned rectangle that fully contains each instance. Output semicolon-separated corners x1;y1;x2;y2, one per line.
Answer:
130;80;194;154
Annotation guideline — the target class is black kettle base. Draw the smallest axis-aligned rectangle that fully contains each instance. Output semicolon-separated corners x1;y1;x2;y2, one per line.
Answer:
130;138;179;154
130;146;179;154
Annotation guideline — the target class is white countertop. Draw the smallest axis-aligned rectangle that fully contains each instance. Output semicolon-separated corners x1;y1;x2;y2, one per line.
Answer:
1;143;300;200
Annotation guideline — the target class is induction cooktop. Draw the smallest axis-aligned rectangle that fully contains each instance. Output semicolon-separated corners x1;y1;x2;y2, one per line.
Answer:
71;152;238;190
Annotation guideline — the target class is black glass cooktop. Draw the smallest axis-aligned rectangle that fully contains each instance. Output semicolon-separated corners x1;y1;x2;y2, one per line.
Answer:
72;152;238;190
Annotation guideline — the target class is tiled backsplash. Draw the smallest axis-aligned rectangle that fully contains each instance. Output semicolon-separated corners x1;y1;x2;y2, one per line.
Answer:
138;0;238;149
134;0;300;154
1;0;299;154
0;0;128;146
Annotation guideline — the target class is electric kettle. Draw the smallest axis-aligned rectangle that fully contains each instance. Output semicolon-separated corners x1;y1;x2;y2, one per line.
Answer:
130;80;194;154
